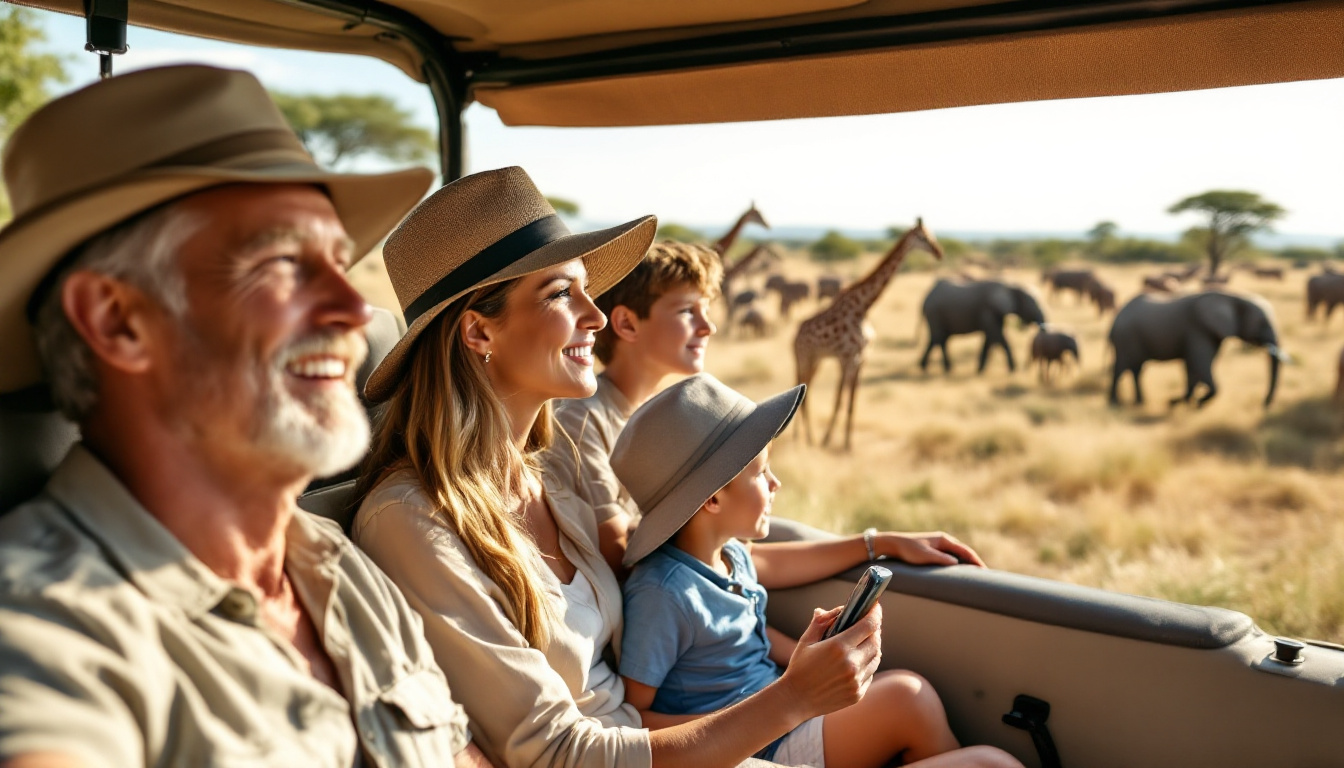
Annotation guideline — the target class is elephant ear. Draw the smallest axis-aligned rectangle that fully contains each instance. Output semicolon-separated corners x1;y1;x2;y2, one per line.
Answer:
986;284;1014;315
1013;287;1044;321
1194;294;1237;339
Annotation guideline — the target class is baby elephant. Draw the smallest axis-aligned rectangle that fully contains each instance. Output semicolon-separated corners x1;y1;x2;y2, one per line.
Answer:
1030;327;1080;384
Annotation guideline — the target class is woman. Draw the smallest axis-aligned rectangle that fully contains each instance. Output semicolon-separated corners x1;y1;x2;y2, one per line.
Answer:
350;167;883;768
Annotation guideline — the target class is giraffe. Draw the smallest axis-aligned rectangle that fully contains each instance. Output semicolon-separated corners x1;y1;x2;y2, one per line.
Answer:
793;219;944;449
721;243;779;322
715;202;770;256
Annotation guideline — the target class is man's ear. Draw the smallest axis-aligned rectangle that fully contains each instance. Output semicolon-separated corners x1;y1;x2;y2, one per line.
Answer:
60;270;156;375
460;309;495;357
608;305;641;344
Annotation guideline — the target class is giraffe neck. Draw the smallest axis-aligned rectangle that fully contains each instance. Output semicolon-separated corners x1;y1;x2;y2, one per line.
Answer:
724;245;766;281
837;231;917;315
715;213;752;254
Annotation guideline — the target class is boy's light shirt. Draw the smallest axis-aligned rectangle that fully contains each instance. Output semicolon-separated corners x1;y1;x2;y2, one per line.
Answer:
545;374;641;524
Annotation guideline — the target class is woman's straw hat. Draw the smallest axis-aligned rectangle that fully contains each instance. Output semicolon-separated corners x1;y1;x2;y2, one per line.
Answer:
612;374;805;566
0;64;434;395
363;166;656;402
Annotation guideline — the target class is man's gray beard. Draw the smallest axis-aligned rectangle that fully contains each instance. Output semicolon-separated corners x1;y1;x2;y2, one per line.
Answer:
254;367;371;479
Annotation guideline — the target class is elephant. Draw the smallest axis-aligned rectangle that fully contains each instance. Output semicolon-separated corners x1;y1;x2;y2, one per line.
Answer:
1030;327;1080;384
1084;276;1117;315
737;305;767;338
772;280;811;319
1249;265;1285;280
1306;272;1344;323
1164;263;1203;283
1107;291;1288;408
1041;268;1095;303
919;279;1046;374
728;288;757;323
1141;274;1176;293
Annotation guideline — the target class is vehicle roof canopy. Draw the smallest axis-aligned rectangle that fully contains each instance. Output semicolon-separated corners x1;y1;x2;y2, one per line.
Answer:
18;0;1344;128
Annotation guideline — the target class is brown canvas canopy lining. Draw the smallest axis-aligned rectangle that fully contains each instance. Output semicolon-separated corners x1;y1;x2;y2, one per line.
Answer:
17;0;1344;173
479;2;1344;126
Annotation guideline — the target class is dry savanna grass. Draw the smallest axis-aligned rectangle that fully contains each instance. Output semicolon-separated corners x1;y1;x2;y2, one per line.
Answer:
352;247;1344;644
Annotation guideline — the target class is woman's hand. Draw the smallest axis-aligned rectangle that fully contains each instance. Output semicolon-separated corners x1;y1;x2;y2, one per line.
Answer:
879;531;986;567
776;604;883;720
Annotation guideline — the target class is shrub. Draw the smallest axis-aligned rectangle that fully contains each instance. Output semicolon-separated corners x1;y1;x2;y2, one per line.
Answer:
656;223;705;242
1027;445;1168;503
906;422;1026;463
1278;245;1332;263
907;424;960;463
1095;237;1201;264
962;425;1028;461
1171;424;1261;462
810;230;862;262
1229;469;1328;513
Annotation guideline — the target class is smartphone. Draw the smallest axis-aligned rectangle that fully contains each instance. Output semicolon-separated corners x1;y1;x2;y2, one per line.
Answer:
823;565;893;639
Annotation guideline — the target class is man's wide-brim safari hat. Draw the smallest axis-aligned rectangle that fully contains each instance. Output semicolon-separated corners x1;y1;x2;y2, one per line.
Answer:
363;166;657;403
612;374;805;567
0;64;434;395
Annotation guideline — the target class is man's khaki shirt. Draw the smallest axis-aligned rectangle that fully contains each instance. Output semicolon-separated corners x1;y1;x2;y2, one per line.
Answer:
0;446;471;768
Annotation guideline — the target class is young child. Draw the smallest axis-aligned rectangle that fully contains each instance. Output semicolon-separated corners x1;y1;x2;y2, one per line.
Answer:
611;374;1020;768
541;240;722;574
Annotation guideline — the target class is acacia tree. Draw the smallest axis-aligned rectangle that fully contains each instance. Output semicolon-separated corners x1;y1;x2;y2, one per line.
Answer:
546;196;580;217
271;92;434;169
1;7;68;221
1167;191;1284;275
1087;221;1118;257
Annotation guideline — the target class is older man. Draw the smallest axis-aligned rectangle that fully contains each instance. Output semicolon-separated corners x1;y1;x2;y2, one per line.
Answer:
0;65;492;767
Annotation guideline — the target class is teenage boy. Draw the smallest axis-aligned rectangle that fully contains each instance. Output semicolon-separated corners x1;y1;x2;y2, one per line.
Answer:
610;375;1021;768
543;241;721;574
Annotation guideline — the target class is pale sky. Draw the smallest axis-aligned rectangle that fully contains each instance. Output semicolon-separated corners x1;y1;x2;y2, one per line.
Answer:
34;9;1344;242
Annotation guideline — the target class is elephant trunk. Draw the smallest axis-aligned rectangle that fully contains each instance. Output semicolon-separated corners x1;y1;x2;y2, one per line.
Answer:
1264;350;1280;408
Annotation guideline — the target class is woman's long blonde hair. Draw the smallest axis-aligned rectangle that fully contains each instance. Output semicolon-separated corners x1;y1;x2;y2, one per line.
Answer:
353;280;557;649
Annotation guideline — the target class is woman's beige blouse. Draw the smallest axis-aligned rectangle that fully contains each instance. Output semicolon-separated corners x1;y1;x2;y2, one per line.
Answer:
352;468;651;768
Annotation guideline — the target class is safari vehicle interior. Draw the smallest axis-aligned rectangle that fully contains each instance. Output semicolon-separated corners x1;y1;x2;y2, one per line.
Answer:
3;1;1343;766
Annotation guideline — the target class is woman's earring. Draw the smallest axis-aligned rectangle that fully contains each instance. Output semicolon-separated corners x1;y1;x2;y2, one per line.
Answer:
484;350;493;364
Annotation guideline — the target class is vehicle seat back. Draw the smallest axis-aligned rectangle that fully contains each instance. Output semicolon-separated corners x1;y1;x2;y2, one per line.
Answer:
0;387;79;513
299;305;404;529
0;306;403;520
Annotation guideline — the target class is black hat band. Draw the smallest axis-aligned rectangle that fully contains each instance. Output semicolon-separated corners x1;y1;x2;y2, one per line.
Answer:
404;214;570;326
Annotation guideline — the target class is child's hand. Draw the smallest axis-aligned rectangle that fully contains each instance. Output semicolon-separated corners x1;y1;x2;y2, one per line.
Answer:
776;603;883;719
884;531;987;567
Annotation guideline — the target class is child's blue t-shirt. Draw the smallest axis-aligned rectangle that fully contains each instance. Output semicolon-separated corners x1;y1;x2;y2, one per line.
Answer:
619;540;781;715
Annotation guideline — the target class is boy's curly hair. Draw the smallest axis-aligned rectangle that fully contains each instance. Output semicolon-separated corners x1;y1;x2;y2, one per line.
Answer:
594;241;723;364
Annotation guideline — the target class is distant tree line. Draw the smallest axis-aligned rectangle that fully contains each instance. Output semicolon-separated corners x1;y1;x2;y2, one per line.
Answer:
584;190;1336;272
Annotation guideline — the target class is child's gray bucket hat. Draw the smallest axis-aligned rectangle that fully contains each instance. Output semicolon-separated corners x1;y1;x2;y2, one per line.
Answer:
611;373;804;567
